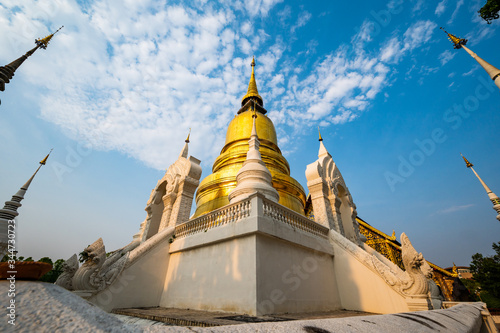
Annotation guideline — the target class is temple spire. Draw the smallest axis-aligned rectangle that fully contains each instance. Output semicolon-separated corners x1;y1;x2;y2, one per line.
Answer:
0;26;63;104
179;129;191;159
241;56;264;107
441;27;500;91
317;127;329;158
461;154;500;221
0;150;52;257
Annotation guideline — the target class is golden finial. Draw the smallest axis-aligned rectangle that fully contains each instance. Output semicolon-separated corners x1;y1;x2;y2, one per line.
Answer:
390;230;396;240
318;127;323;142
39;149;53;165
241;56;263;107
461;153;473;168
452;262;458;275
36;26;64;49
440;27;467;49
185;128;191;143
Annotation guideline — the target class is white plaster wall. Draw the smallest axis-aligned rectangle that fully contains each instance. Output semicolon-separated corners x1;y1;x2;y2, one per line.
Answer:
160;235;258;315
88;235;172;312
256;234;341;315
332;240;409;314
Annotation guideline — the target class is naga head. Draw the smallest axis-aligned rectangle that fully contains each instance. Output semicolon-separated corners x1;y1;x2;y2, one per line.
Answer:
63;254;79;273
401;232;424;270
79;238;106;266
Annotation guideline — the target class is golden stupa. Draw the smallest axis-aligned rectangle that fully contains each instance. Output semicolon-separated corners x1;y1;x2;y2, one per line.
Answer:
193;58;306;217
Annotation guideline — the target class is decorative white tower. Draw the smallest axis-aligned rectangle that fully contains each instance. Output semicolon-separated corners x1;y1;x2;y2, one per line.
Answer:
461;154;500;221
0;151;52;258
441;27;500;91
228;110;279;204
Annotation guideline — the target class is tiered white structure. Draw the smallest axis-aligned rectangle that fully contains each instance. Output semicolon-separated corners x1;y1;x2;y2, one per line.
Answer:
0;151;51;258
57;60;441;316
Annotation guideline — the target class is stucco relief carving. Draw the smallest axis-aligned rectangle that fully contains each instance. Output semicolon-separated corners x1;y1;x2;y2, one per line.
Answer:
330;230;431;299
136;142;201;242
422;260;444;309
69;238;139;293
54;254;79;290
306;142;360;243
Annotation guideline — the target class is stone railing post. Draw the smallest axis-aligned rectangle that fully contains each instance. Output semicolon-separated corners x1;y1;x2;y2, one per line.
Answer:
249;193;263;218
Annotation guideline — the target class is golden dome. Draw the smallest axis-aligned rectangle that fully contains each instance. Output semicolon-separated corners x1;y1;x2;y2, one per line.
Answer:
193;59;306;217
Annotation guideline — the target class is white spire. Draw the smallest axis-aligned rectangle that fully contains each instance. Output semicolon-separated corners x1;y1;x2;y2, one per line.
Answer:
178;129;190;159
462;154;500;222
228;111;279;203
461;45;500;91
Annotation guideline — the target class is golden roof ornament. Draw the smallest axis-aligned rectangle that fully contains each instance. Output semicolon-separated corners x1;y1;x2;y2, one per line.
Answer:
440;27;467;49
461;153;473;168
0;26;63;104
241;56;263;107
185;128;191;143
40;148;53;165
36;26;64;49
318;127;323;142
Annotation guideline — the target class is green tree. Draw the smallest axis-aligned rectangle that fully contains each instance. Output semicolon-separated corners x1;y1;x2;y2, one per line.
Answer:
479;0;500;24
39;258;65;283
470;242;500;299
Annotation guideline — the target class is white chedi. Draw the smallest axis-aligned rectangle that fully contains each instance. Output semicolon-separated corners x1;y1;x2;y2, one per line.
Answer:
228;111;279;204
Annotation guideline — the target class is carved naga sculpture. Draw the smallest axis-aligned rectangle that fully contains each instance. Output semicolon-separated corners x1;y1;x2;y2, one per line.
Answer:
400;233;429;296
72;238;107;291
369;232;429;297
70;238;134;293
422;260;443;309
54;254;79;290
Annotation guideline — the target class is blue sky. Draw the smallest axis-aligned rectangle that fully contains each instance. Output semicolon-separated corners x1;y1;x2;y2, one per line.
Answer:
0;0;499;268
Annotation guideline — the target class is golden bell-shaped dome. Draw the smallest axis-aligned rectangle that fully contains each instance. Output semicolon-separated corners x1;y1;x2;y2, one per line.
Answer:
193;58;306;217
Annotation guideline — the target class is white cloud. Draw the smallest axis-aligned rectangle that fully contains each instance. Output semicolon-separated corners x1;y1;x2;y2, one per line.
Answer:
412;0;425;13
1;1;444;171
436;204;474;214
380;37;403;63
439;50;456;65
403;20;438;52
290;11;312;33
448;0;464;24
435;0;447;17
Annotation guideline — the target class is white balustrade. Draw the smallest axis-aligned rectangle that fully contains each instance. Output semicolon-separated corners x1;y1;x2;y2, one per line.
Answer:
175;199;251;238
175;194;329;239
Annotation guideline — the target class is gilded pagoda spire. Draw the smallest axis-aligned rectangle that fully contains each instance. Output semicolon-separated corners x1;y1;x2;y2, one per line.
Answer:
179;129;191;159
241;56;264;107
0;26;63;104
461;154;500;221
441;27;500;91
0;150;52;257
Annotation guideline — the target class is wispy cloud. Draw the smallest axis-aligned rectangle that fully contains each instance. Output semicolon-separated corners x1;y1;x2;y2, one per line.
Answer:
403;20;438;51
448;0;464;24
439;50;456;65
1;1;441;170
435;0;447;17
436;204;474;214
290;10;312;33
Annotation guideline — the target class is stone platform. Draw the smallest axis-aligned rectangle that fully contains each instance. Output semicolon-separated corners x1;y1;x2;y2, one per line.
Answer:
1;281;493;333
112;307;372;327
